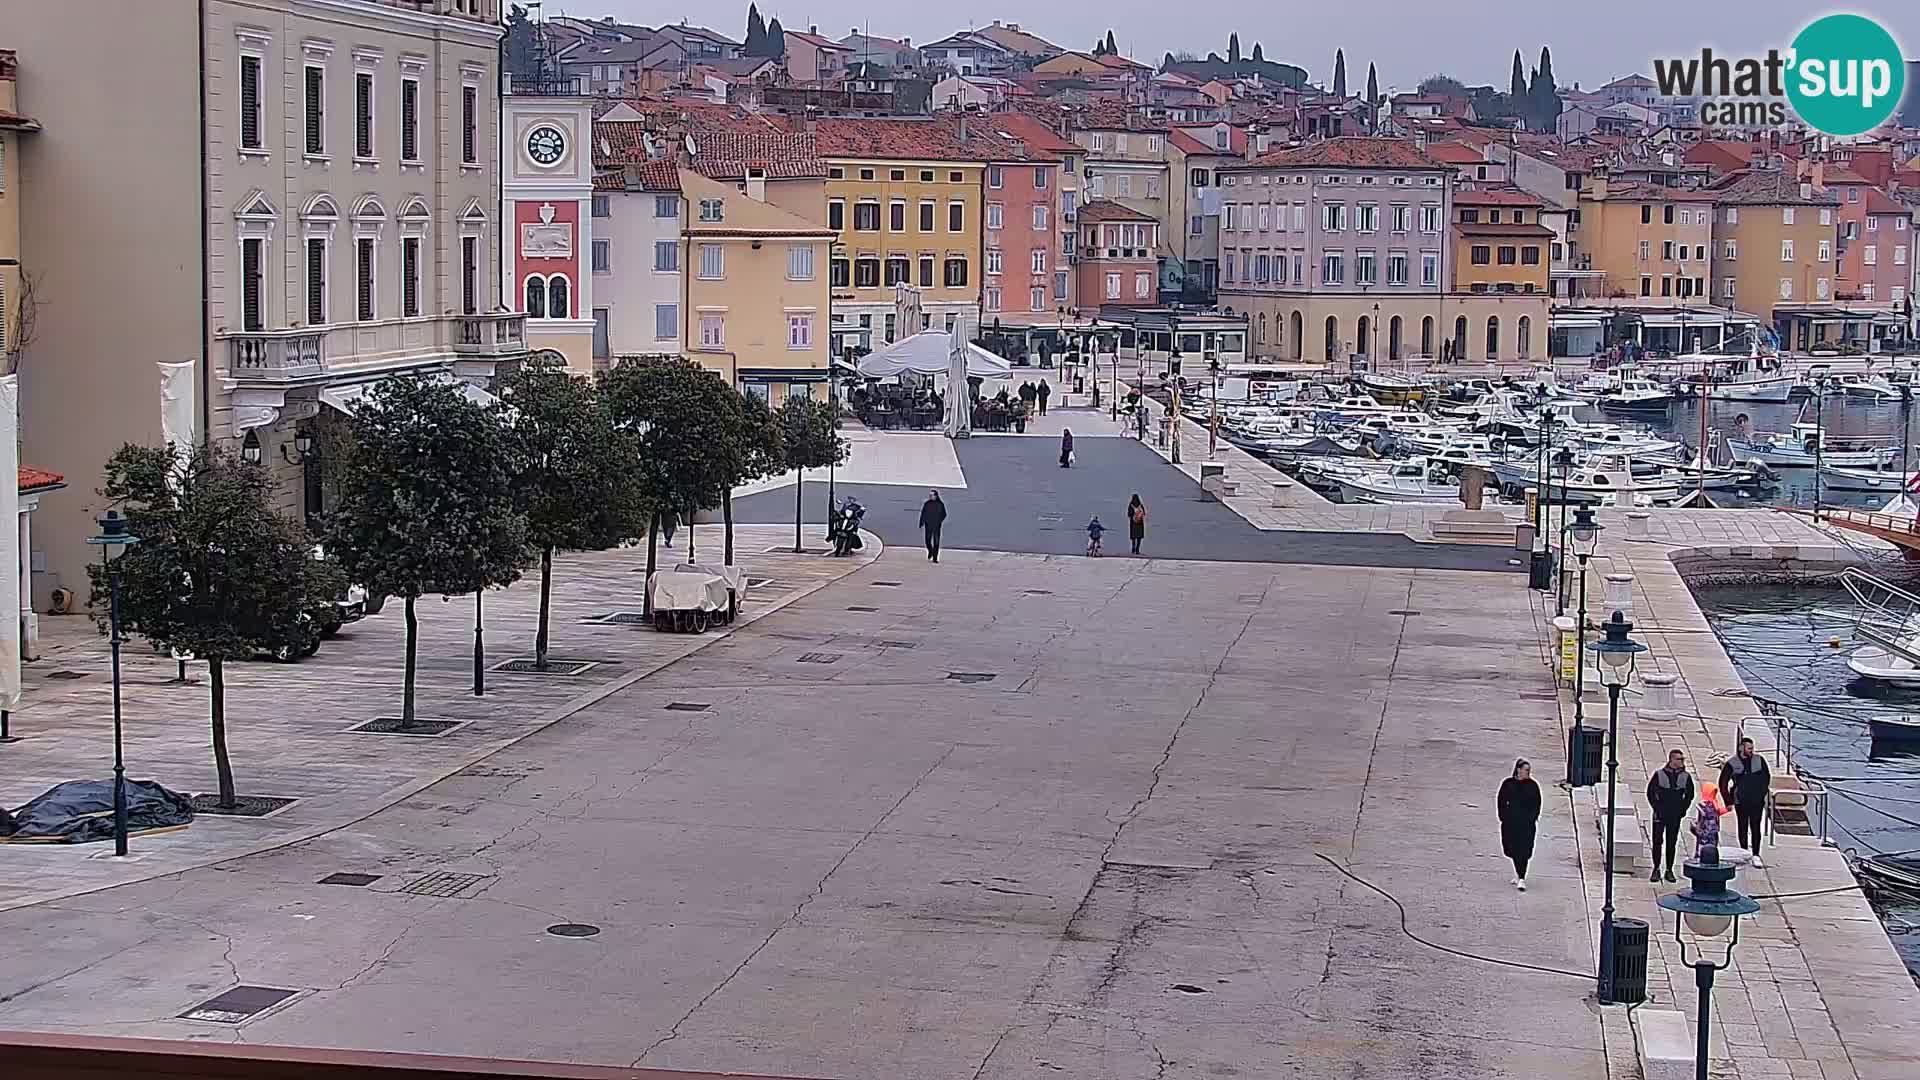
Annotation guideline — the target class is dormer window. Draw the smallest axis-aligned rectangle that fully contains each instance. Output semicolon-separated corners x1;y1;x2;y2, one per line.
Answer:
699;199;724;222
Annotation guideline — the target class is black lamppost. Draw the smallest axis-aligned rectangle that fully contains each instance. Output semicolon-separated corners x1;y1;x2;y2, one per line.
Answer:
1206;350;1222;458
473;589;485;697
1554;447;1576;616
1570;506;1602;737
1811;373;1829;517
87;510;141;857
1589;610;1648;1003
1168;345;1184;465
1656;850;1760;1080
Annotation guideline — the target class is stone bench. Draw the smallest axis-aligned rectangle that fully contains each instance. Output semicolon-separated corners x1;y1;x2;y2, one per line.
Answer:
1429;510;1522;546
1590;782;1646;871
1633;1008;1694;1080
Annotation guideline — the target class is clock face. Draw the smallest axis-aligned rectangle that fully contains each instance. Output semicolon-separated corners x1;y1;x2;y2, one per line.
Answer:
527;125;566;166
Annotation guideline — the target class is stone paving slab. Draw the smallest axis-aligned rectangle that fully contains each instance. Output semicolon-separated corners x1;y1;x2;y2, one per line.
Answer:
0;525;878;911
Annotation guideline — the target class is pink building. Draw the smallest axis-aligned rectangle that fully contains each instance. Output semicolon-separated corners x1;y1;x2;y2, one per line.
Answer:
1826;167;1913;306
1075;199;1159;308
980;114;1074;319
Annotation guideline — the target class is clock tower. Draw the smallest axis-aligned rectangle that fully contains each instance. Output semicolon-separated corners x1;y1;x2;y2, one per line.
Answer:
502;85;596;371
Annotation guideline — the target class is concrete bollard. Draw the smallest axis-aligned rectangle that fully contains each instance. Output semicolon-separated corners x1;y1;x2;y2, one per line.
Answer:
1270;479;1292;507
1604;573;1635;624
1639;671;1679;720
1626;511;1651;539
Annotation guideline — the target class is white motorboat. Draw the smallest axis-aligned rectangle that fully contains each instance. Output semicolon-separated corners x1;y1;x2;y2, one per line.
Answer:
1568;371;1615;400
1354;372;1431;405
1333;458;1478;505
1597;377;1674;413
1395;428;1508;458
1490;459;1681;504
1833;372;1901;401
1818;464;1916;493
1726;423;1897;468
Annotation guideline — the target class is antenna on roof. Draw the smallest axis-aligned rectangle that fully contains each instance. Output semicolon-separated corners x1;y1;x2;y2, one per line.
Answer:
599;137;612;158
684;133;699;158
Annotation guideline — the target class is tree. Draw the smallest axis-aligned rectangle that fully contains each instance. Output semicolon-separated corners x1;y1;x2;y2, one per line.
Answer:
91;444;326;809
1531;46;1562;134
1104;30;1118;56
1162;52;1176;72
724;391;786;566
1251;42;1264;63
1366;62;1379;118
765;17;786;59
326;376;528;723
1332;49;1347;98
744;4;766;55
1509;51;1527;114
504;4;540;79
1228;34;1241;64
501;358;648;671
1418;74;1467;97
776;396;848;553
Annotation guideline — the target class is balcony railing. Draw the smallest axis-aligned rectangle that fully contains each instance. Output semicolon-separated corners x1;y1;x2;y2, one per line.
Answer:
227;330;327;384
454;312;527;358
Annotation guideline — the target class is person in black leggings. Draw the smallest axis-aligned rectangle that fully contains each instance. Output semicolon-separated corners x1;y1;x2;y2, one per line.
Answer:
1645;749;1694;884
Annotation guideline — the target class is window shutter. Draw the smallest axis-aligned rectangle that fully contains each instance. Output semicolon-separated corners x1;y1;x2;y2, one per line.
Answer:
462;236;478;315
357;238;375;320
355;74;373;158
461;87;477;163
402;238;420;317
240;56;262;149
242;239;264;331
307;239;326;324
401;79;418;161
305;67;324;155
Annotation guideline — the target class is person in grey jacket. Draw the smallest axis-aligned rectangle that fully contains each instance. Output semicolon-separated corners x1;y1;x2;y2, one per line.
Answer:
1718;738;1772;867
1645;749;1694;883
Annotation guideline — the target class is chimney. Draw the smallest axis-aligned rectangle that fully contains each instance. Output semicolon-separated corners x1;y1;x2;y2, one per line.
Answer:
746;167;767;202
958;106;968;141
1244;123;1262;161
808;24;817;36
901;37;910;47
804;103;819;136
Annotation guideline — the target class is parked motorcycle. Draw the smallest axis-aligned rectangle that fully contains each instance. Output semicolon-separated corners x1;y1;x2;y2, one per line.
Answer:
829;497;866;557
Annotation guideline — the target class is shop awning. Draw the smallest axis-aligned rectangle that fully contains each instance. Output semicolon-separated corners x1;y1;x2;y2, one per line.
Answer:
1549;316;1606;329
1639;311;1728;327
320;374;499;415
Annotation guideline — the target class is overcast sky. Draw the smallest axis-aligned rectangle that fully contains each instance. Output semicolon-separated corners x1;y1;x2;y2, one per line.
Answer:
552;1;1917;93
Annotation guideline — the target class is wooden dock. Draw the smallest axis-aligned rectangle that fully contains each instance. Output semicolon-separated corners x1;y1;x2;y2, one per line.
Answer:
1780;506;1920;558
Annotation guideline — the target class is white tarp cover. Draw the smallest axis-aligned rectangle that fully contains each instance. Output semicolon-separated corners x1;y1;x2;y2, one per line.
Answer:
648;567;729;613
856;332;1012;379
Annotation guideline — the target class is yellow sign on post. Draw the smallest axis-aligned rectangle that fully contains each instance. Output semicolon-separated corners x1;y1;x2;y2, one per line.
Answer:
1553;616;1578;685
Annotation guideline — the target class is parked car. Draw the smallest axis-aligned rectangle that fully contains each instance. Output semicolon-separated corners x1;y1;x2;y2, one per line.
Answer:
254;549;356;663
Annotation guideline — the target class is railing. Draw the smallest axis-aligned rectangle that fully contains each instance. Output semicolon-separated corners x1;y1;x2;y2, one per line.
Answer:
227;330;326;382
454;312;527;357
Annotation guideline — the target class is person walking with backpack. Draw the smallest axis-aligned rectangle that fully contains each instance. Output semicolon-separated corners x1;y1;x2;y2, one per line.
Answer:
1718;737;1772;867
1126;494;1148;555
1645;749;1694;884
1497;758;1542;891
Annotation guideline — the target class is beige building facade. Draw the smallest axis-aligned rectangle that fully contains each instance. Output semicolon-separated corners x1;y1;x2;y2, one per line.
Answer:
7;0;519;607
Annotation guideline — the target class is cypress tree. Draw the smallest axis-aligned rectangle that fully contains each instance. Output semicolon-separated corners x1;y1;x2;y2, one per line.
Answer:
1532;46;1561;133
1509;50;1527;116
1228;33;1241;64
766;17;786;59
1332;49;1347;98
1366;62;1378;105
1251;42;1264;63
745;4;765;56
1104;30;1118;56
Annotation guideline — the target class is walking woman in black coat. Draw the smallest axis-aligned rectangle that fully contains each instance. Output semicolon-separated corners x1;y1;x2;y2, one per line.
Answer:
1497;758;1542;891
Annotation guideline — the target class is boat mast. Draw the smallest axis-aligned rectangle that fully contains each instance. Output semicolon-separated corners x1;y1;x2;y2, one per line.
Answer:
1697;357;1710;502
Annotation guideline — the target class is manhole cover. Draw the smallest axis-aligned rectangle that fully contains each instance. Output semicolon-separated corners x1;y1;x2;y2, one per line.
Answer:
181;985;299;1024
191;794;298;817
1388;609;1423;616
1024;589;1053;596
947;672;996;684
350;717;465;737
665;702;711;712
879;640;918;649
846;605;879;612
318;872;382;887
870;581;902;587
546;923;601;938
764;546;826;556
490;658;599;676
44;670;87;681
1171;983;1209;995
399;871;493;898
798;652;841;664
592;612;653;625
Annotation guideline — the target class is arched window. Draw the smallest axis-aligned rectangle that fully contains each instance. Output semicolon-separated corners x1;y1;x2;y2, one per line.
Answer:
1290;311;1304;361
1485;316;1500;360
1518;316;1532;360
1453;315;1468;359
1421;315;1434;357
547;274;570;320
1389;315;1403;361
1356;315;1371;357
1324;315;1339;362
524;275;547;318
1258;312;1267;344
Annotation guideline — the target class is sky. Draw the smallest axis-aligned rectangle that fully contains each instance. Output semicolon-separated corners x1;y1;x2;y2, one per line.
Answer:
549;1;1918;94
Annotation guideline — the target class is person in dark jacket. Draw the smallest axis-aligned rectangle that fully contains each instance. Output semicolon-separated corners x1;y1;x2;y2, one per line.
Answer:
1038;380;1052;415
918;490;947;562
1645;749;1695;883
1497;758;1542;890
1718;737;1772;867
1126;494;1148;555
1059;427;1074;468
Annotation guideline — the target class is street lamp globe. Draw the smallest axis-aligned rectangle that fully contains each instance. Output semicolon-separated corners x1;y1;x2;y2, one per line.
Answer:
1657;847;1759;941
294;430;315;455
1570;505;1603;557
1588;610;1647;687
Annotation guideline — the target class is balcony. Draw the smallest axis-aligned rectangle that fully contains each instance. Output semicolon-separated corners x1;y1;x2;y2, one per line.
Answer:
454;312;527;358
227;329;327;385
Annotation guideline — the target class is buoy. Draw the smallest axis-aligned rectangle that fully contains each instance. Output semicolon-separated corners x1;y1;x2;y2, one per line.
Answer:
1831;637;1843;649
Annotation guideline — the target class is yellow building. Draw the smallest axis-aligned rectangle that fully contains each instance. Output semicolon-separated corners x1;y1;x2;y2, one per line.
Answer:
0;50;37;366
810;117;990;350
1451;190;1554;295
1573;176;1716;305
1704;168;1840;349
680;164;835;404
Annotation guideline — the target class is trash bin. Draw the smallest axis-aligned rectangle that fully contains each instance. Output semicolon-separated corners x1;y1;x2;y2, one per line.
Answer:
1529;548;1555;590
1607;917;1650;1004
1567;725;1604;787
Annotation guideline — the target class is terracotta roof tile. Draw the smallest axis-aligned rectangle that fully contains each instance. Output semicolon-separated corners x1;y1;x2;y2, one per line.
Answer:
1424;142;1485;165
1863;187;1913;216
689;131;828;179
1168;126;1245;156
984;110;1079;156
1453;187;1545;207
1822;166;1872;185
1076;198;1157;223
0;107;40;130
18;466;64;492
1708;168;1839;206
1246;137;1444;170
1592;180;1717;201
806;116;999;162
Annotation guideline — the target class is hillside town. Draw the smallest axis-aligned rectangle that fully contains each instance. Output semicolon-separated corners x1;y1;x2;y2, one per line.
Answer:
6;6;1920;1080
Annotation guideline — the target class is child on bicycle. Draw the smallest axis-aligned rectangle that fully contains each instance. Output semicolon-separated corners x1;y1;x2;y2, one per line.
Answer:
1086;515;1106;556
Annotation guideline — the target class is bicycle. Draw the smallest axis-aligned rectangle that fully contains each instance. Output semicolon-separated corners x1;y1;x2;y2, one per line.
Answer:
1087;535;1103;557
